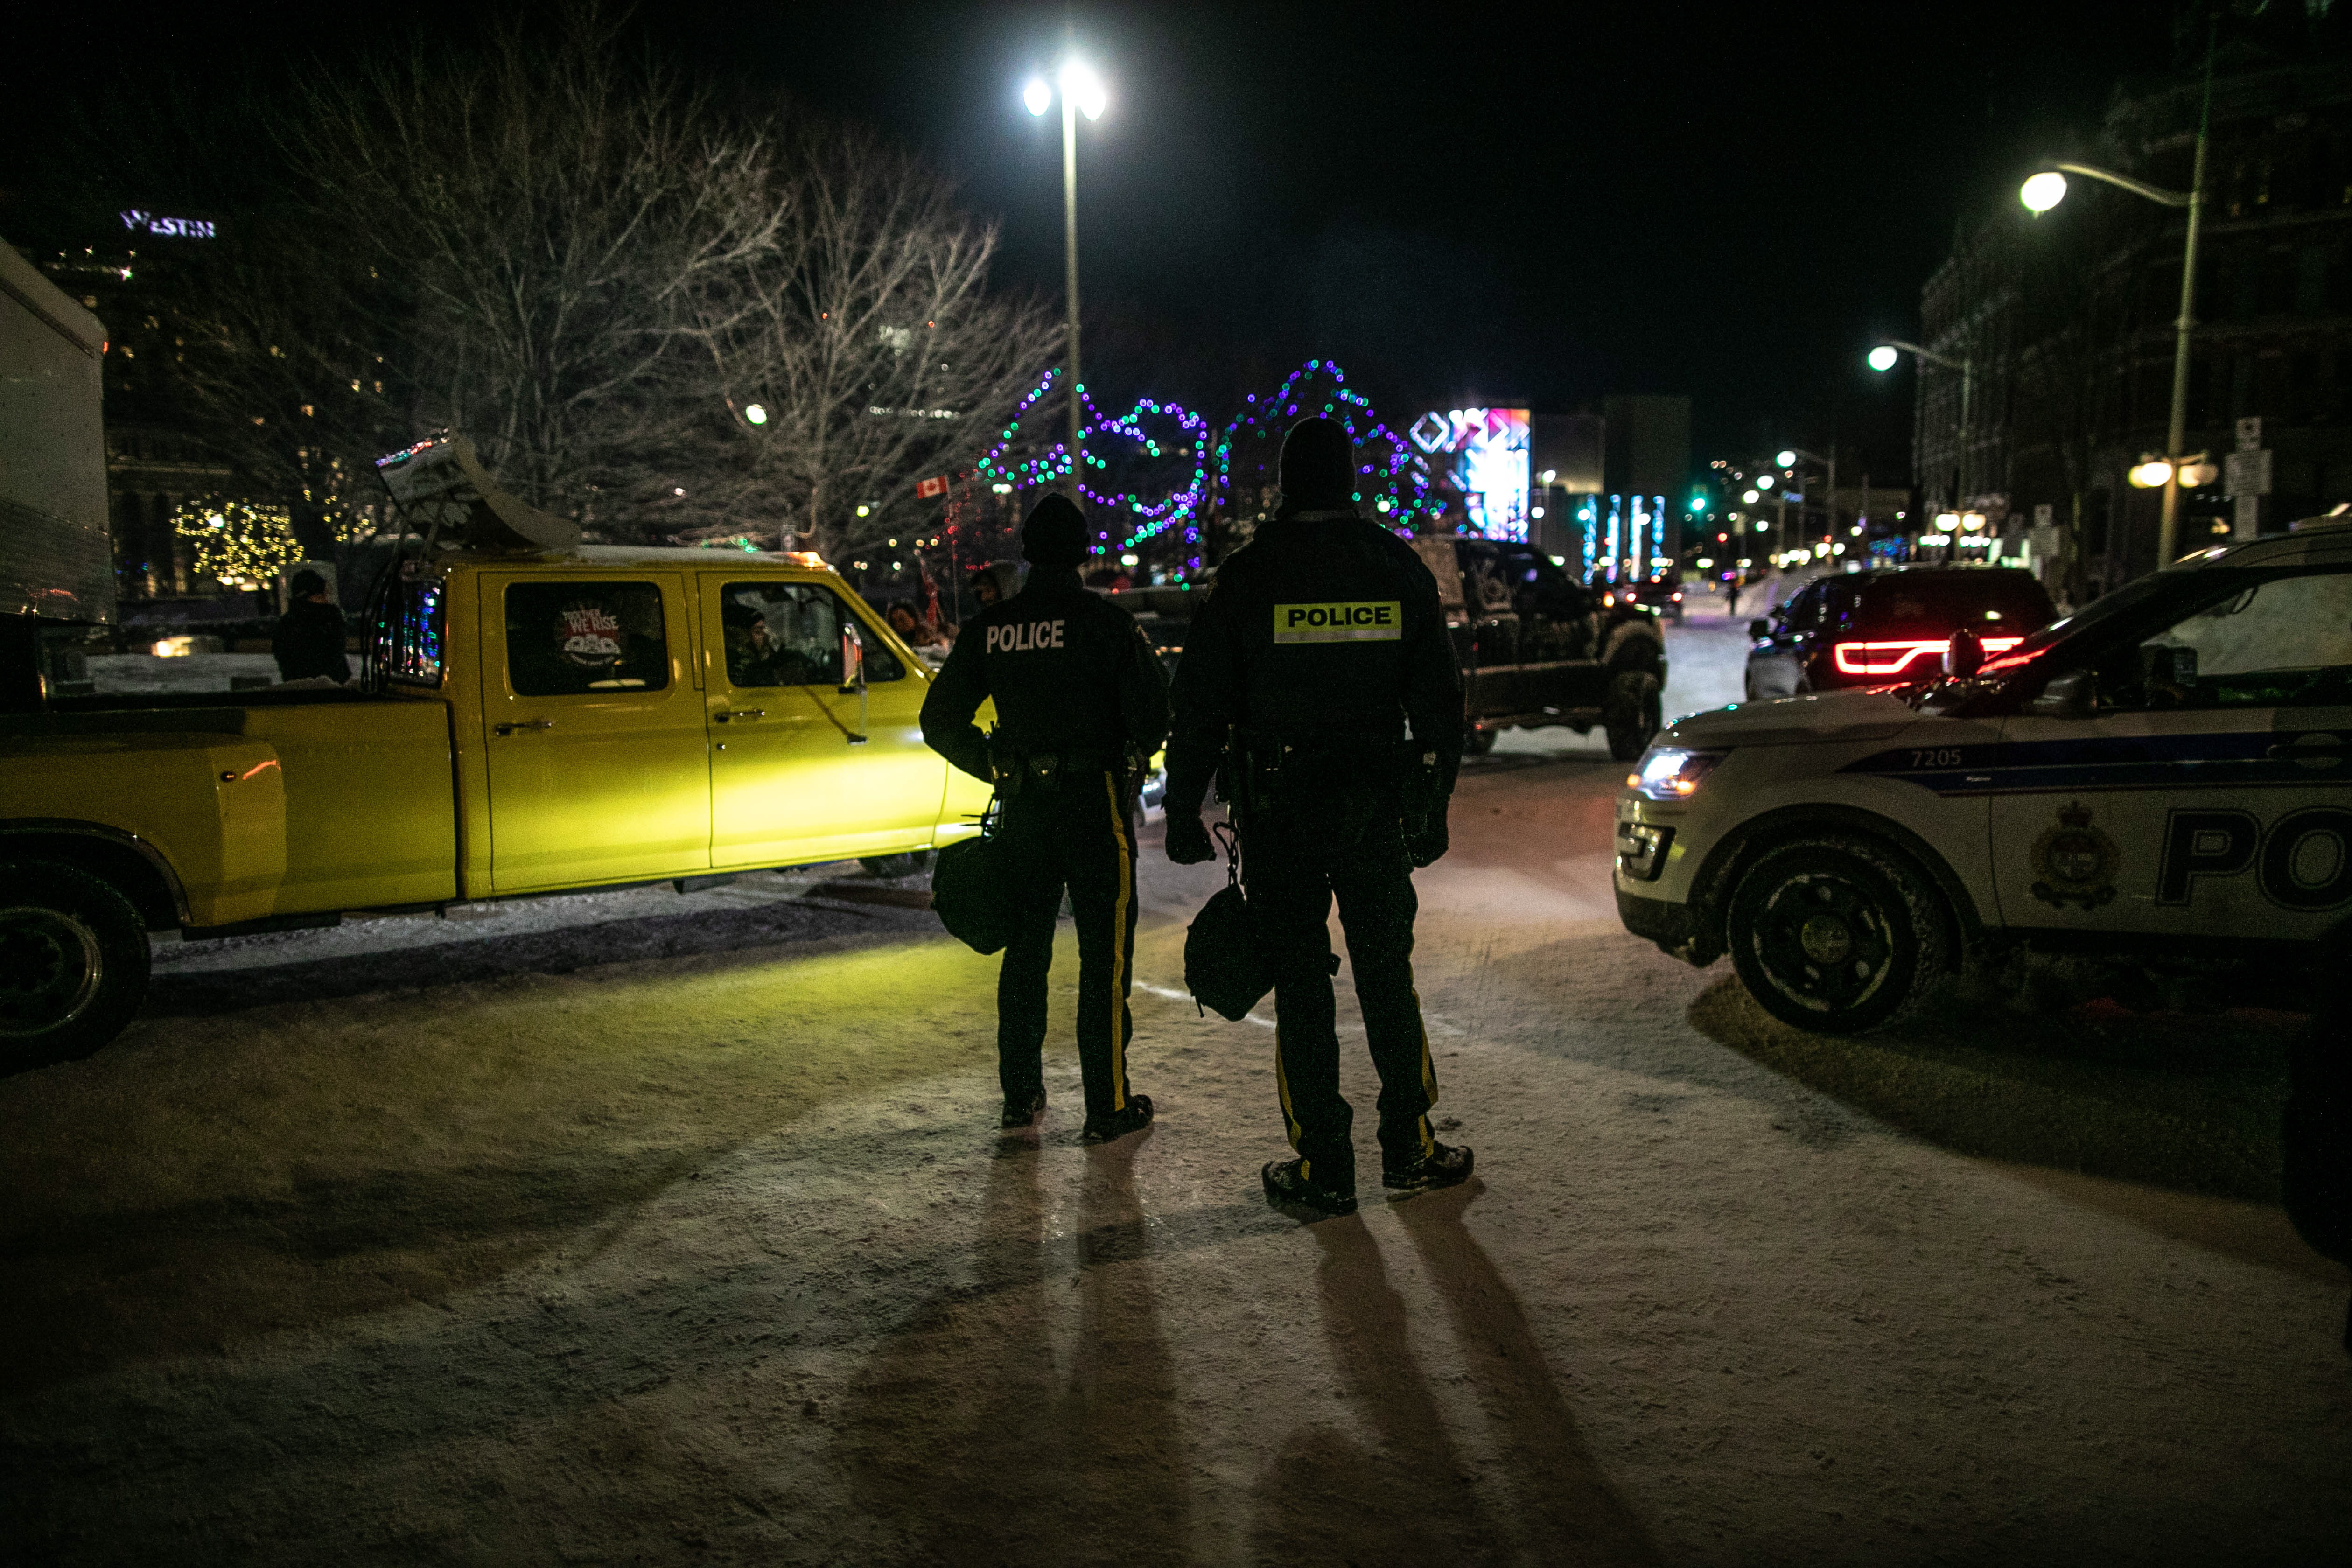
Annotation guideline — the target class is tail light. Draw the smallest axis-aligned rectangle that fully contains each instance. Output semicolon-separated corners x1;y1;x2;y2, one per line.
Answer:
1832;637;2021;676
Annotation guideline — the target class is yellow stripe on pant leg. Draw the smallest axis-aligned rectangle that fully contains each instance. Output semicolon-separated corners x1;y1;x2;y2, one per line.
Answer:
1103;773;1133;1112
1274;1024;1305;1152
1409;973;1440;1109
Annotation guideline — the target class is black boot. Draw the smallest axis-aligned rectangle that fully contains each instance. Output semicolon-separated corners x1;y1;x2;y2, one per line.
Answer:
1081;1093;1153;1143
1262;1156;1358;1217
1382;1141;1474;1193
1000;1088;1046;1130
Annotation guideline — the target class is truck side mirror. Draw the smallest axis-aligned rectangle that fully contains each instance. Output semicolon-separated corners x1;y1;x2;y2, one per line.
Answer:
2026;668;2097;719
1746;619;1769;639
838;622;864;695
839;621;869;744
1943;626;1984;678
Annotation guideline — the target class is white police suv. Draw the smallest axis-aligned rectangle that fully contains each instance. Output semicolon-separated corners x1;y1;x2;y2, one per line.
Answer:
1616;519;2352;1033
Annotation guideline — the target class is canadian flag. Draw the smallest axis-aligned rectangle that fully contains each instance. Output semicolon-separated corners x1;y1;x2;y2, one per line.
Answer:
915;475;950;500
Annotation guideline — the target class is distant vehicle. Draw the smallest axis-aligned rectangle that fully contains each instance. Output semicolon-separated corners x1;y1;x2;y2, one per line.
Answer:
1745;567;2055;700
1105;535;1671;759
1426;536;1666;758
1604;574;1685;622
1617;519;2352;1033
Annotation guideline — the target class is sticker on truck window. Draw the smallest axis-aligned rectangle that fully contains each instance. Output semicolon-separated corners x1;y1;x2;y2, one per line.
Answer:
1273;601;1403;644
506;581;671;696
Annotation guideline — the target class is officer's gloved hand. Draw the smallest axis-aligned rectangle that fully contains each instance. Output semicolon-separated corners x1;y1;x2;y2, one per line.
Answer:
1165;812;1215;865
1405;811;1450;868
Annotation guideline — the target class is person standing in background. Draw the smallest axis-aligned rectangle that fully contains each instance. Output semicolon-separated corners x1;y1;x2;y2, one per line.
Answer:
272;569;350;684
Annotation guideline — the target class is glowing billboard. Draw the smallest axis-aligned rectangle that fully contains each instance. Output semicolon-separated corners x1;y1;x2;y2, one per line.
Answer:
1408;407;1530;540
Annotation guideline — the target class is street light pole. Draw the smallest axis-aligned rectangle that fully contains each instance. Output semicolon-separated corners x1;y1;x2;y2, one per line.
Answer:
1027;61;1106;506
2021;19;2215;567
1778;445;1837;552
1869;341;1974;537
1061;88;1082;485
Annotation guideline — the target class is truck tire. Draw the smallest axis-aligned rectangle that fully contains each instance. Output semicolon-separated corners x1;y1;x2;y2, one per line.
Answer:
1463;724;1498;757
1724;837;1950;1035
1604;671;1662;761
0;860;151;1073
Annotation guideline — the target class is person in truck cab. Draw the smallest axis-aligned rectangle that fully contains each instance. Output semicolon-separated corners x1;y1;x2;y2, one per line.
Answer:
272;569;350;685
920;495;1170;1141
1162;416;1472;1217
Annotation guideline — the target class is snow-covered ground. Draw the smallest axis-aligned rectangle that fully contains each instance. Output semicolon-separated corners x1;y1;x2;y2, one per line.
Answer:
3;736;2344;1562
84;652;286;694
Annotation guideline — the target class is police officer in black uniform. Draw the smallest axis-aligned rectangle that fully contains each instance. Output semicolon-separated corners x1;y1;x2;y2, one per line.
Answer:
1163;418;1470;1215
922;495;1170;1139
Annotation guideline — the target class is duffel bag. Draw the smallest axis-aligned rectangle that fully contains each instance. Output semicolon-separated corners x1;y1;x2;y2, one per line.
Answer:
931;826;1016;955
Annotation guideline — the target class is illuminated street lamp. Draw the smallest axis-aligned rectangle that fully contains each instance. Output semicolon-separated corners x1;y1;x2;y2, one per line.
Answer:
2019;23;2213;567
1024;59;1109;489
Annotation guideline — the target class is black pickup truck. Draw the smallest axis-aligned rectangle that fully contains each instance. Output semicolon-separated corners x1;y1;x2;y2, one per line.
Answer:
1108;533;1669;760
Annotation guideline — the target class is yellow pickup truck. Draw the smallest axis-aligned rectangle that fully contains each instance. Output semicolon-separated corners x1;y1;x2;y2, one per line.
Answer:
1;544;991;1070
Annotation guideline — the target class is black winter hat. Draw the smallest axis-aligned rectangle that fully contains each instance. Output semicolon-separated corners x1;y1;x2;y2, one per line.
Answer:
1279;417;1356;509
289;569;328;597
1021;493;1090;565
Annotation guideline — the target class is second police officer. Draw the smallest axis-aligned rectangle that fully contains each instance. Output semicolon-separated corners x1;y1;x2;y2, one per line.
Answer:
1162;416;1471;1216
921;495;1170;1140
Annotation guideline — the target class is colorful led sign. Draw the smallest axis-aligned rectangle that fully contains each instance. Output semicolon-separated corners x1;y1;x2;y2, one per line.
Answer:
1407;407;1530;541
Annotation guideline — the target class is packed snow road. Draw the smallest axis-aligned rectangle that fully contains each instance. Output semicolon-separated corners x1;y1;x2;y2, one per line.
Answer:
3;617;2346;1564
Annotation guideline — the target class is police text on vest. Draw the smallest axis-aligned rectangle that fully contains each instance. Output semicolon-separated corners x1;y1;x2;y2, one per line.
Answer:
987;619;1067;653
1272;601;1403;644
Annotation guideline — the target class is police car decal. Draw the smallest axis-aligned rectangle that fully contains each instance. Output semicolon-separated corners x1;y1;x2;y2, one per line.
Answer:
1273;601;1402;644
1837;730;2333;796
2158;805;2352;909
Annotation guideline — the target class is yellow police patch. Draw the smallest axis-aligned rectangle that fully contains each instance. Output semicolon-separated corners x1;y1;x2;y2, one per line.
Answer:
1272;601;1402;643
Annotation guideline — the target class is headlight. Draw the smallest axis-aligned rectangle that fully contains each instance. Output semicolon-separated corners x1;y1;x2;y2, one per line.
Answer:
1625;747;1726;800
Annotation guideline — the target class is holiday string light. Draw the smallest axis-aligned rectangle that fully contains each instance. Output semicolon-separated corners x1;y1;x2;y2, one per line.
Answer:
171;496;358;589
969;358;1435;575
971;367;1212;562
1211;358;1434;541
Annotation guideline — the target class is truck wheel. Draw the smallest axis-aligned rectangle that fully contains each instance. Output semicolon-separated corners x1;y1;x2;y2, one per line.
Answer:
1725;837;1950;1035
0;861;151;1073
859;850;934;878
1463;725;1498;757
1604;671;1662;761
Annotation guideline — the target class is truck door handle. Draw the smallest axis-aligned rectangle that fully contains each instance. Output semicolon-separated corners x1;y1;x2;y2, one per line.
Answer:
494;720;554;736
715;709;765;723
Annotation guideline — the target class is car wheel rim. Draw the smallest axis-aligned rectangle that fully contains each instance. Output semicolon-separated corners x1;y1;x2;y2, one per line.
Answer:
0;905;106;1037
1750;872;1896;1014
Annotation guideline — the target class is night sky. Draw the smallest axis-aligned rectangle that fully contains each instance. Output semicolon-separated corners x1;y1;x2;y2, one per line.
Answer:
5;0;2179;483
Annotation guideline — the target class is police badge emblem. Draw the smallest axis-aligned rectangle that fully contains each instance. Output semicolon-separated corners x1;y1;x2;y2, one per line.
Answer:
2030;800;2120;909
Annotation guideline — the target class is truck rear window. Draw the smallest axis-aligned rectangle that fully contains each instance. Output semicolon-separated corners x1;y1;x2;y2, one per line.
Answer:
1849;572;2054;633
384;572;446;688
505;581;671;696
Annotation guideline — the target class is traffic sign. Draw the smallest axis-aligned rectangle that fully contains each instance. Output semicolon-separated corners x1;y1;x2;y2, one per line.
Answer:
2225;449;2272;496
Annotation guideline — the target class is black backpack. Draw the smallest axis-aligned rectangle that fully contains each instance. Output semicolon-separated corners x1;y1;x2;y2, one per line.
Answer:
1184;823;1274;1021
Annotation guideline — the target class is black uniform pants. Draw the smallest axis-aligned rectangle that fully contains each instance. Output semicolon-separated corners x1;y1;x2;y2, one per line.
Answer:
1244;784;1439;1190
995;771;1141;1119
